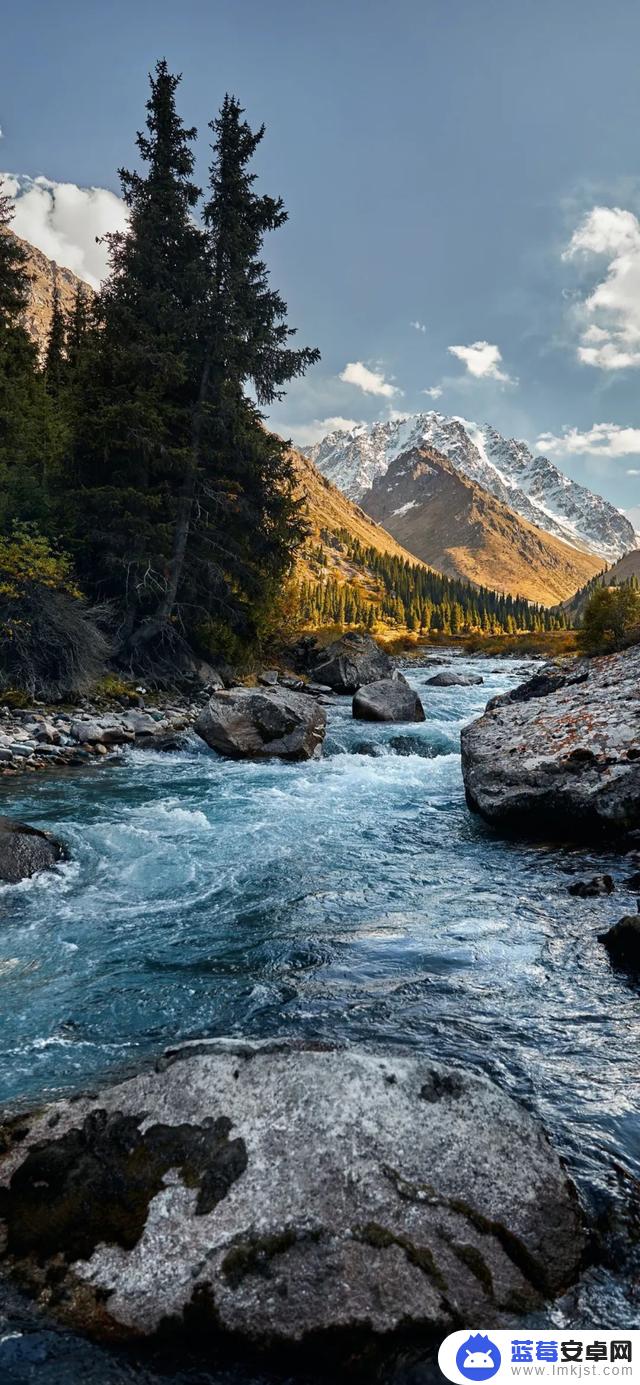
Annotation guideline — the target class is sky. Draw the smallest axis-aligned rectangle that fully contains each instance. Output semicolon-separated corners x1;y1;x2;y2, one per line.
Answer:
3;0;640;516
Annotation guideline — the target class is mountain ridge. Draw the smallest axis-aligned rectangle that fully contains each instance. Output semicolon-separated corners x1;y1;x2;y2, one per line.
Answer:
361;445;603;605
6;228;88;356
561;547;640;620
304;411;636;563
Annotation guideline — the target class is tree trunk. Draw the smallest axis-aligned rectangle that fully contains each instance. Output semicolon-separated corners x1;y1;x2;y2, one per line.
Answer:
126;357;211;652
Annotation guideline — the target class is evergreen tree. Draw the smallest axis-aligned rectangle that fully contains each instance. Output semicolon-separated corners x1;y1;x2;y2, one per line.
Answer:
65;282;91;372
170;94;320;653
44;281;66;394
0;180;48;528
66;60;206;649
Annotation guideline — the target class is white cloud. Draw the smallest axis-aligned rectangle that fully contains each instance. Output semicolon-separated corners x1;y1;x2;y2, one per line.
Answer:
1;172;128;289
563;206;640;370
422;385;443;399
447;340;514;383
339;361;400;398
291;415;362;446
536;422;640;459
410;320;426;333
626;468;640;476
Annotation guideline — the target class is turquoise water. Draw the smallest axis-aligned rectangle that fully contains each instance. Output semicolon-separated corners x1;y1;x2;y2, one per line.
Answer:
1;656;639;1377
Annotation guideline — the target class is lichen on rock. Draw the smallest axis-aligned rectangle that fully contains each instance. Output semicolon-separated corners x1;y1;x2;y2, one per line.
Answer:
0;1041;586;1349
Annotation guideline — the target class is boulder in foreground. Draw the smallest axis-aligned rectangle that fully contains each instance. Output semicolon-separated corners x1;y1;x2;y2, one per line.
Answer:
0;1041;585;1346
0;816;66;884
195;686;326;761
353;676;425;723
312;632;394;694
461;645;640;838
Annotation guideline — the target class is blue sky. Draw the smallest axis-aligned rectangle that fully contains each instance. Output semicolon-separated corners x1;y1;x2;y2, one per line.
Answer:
3;0;640;513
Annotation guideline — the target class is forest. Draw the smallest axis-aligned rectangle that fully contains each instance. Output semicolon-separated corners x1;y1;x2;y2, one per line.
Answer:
0;60;319;694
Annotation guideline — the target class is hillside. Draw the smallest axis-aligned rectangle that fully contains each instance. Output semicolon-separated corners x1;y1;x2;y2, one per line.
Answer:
360;447;603;605
290;446;427;586
562;548;640;620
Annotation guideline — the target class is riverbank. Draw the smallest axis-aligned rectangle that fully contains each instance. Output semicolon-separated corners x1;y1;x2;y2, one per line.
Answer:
0;652;639;1380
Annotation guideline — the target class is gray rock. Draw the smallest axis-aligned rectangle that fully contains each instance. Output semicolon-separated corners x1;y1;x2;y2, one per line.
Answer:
99;725;135;746
279;675;306;691
0;1042;585;1346
461;645;640;838
70;720;108;745
124;713;161;737
258;669;279;686
599;913;640;970
35;722;61;745
0;749;13;763
353;676;426;723
195;687;326;761
425;671;484;687
0;816;66;884
312;632;394;694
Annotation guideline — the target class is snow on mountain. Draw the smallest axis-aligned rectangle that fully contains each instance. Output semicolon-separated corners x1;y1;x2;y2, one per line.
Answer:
303;413;636;563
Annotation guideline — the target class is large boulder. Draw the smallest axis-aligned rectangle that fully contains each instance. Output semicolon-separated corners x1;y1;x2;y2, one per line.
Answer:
461;645;640;838
353;676;425;723
0;1041;585;1348
426;671;484;687
0;816;66;884
312;632;394;694
195;686;326;761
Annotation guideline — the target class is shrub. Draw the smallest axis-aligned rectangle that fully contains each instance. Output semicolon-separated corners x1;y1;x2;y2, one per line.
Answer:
0;526;110;699
577;583;640;655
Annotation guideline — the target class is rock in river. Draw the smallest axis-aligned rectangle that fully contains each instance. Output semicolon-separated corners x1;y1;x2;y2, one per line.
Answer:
352;676;425;723
0;816;66;884
568;875;615;898
195;686;326;761
312;631;394;694
461;644;640;838
0;1041;585;1347
599;912;640;971
426;671;484;687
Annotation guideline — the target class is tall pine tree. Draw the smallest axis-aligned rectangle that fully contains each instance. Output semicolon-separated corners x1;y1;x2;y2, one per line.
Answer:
174;95;320;652
66;60;206;649
0;181;49;528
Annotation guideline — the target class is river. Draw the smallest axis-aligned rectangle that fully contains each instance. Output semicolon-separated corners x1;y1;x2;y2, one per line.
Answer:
0;655;639;1380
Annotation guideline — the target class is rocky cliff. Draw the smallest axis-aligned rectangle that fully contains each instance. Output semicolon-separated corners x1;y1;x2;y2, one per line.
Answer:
9;229;89;355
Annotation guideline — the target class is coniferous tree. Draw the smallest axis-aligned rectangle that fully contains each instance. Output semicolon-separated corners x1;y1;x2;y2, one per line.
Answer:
44;282;66;393
148;94;320;654
65;282;90;370
66;60;206;648
40;281;72;488
0;181;49;527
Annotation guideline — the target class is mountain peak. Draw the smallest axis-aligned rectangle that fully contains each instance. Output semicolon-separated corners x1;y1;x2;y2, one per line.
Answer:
303;412;636;563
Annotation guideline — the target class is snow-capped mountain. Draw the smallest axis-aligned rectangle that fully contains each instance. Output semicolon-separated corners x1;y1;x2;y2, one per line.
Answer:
303;413;636;563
